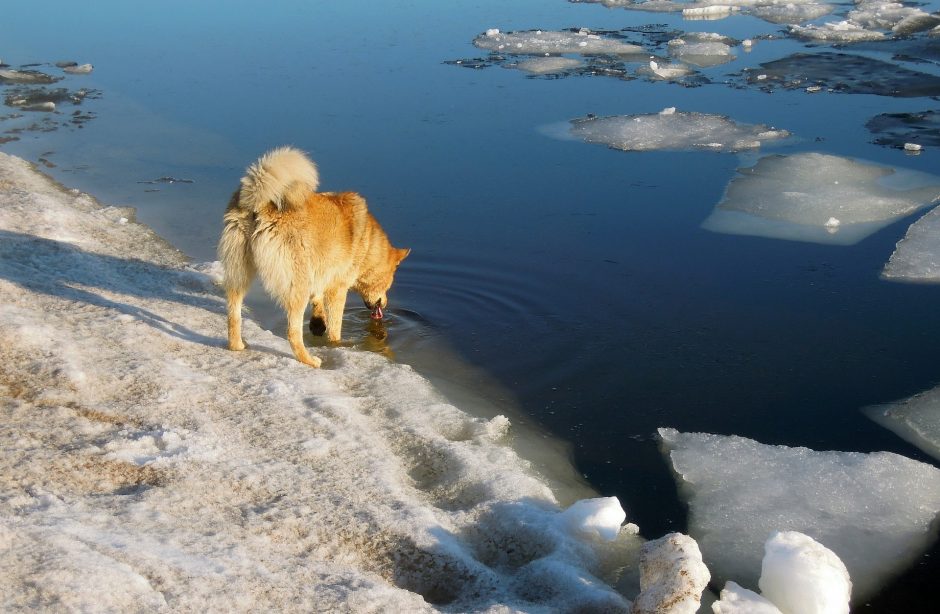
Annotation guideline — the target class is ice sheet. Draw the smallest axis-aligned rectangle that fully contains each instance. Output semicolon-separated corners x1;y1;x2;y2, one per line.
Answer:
513;57;584;75
658;427;940;601
570;109;790;153
667;33;737;67
702;152;940;245
865;384;940;461
0;152;646;611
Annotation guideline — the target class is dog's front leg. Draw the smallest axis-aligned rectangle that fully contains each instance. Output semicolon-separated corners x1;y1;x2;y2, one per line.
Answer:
323;286;348;343
287;293;322;367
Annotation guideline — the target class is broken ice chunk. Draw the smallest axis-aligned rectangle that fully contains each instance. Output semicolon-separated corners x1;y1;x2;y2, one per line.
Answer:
701;152;940;245
557;496;625;541
569;110;789;153
864;381;940;461
657;427;940;601
750;3;834;25
632;533;710;614
712;581;782;614
790;20;886;42
759;531;851;614
637;60;694;80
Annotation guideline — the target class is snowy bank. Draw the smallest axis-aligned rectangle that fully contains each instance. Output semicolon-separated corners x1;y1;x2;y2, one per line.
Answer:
0;152;648;611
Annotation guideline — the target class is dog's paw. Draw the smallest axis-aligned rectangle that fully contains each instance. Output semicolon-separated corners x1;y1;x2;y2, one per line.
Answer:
309;315;326;336
229;339;247;351
304;355;322;368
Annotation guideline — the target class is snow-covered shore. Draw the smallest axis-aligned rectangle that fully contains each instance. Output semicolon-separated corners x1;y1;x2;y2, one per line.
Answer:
0;152;647;611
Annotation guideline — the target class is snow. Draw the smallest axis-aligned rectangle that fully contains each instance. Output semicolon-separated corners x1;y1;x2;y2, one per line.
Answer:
759;531;851;614
570;109;789;153
0;152;647;611
865;385;940;461
657;427;940;601
474;29;646;56
712;581;782;614
701;152;940;245
882;205;940;282
631;533;710;614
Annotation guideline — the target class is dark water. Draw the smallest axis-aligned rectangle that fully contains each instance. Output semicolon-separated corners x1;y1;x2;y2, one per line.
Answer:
4;0;940;609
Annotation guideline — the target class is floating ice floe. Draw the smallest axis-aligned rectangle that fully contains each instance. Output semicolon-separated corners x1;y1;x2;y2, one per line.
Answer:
789;2;939;41
701;152;940;245
790;20;887;42
882;205;940;282
0;68;60;84
569;108;789;153
867;110;940;150
658;427;940;601
513;56;584;75
636;59;696;80
63;63;93;75
749;2;834;25
474;28;646;56
865;384;940;461
667;32;737;67
740;52;940;97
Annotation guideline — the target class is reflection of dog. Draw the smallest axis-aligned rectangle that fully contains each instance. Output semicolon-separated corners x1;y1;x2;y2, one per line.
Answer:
218;147;409;367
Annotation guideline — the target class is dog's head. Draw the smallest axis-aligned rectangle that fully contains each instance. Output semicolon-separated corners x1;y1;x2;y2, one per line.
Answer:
356;246;410;318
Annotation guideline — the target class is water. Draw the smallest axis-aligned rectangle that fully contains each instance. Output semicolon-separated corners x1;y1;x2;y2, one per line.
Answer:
3;0;940;609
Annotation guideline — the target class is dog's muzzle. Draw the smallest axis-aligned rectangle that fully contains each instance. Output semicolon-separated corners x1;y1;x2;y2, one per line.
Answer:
366;298;384;320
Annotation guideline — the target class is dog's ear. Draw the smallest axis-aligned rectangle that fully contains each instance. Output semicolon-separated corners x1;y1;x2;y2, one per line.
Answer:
395;248;411;264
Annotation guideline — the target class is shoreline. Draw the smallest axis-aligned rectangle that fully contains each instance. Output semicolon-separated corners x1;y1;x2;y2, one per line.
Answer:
0;152;647;610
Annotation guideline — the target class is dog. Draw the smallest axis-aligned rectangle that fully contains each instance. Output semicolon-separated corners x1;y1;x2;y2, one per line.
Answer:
218;147;410;367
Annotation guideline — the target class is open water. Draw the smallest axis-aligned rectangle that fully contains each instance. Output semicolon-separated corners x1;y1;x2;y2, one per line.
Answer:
3;0;940;609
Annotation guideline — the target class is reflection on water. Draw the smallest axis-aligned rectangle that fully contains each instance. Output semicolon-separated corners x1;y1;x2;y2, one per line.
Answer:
3;0;940;609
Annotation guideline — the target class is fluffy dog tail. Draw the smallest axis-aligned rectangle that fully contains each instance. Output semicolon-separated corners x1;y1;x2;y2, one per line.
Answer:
238;146;319;212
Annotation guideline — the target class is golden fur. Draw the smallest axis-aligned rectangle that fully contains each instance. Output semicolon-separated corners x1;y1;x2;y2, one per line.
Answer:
218;147;409;367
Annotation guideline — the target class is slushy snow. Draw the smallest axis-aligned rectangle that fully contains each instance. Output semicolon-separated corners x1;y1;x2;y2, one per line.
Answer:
658;427;940;601
701;152;940;245
570;109;790;153
0;152;648;611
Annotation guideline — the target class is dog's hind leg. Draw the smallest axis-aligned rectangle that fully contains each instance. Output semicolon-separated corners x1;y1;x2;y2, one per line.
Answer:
226;287;248;351
287;292;322;367
323;286;349;343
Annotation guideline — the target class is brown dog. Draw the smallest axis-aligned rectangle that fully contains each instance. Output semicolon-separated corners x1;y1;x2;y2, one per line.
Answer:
218;147;409;367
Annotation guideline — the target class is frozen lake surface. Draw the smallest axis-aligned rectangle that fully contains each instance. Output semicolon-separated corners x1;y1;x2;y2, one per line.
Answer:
3;0;940;610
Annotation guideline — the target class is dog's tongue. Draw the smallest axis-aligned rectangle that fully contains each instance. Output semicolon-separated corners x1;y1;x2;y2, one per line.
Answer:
371;305;384;320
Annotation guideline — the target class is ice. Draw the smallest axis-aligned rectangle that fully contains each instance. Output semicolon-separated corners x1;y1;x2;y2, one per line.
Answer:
0;151;646;611
631;533;710;614
558;496;626;541
570;109;789;153
712;581;782;614
513;56;583;75
701;152;940;245
759;531;851;614
865;384;940;461
658;427;940;601
749;3;834;25
474;28;646;56
866;110;940;150
882;205;940;282
637;60;696;80
790;20;887;42
667;33;736;67
741;52;940;97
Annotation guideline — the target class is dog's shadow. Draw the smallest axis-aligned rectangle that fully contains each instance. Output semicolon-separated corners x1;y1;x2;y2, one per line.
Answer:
0;229;225;347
